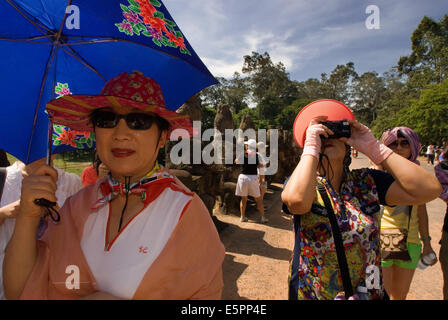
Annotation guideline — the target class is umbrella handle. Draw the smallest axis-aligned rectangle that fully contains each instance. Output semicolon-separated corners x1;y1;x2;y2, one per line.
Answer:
46;121;53;166
34;198;60;222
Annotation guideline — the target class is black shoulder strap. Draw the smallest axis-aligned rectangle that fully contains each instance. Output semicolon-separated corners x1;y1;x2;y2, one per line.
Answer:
317;184;354;299
407;205;412;229
0;167;6;203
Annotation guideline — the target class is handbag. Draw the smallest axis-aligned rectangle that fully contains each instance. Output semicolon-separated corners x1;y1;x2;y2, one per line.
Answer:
380;206;412;261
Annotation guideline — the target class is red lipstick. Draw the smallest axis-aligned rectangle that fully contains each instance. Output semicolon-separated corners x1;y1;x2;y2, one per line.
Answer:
111;148;135;158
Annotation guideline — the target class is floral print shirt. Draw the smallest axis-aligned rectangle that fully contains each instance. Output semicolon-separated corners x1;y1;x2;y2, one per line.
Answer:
287;168;394;300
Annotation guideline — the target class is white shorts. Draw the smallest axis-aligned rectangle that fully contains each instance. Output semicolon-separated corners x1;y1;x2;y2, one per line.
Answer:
235;174;260;198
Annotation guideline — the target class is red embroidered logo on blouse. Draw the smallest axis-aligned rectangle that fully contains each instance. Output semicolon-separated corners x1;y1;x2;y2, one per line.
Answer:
138;246;148;254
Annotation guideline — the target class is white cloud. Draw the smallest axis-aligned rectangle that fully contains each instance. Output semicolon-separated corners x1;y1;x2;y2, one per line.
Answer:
164;0;448;81
202;29;311;78
202;57;244;78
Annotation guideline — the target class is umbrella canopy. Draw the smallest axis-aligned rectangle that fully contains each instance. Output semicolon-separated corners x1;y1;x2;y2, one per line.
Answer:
0;0;217;163
50;82;96;155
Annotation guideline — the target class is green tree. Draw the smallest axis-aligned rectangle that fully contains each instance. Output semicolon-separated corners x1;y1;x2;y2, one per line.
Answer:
296;78;326;100
233;107;269;130
199;76;227;108
224;72;250;114
398;15;448;89
201;105;217;131
371;68;411;136
394;79;448;144
199;73;250;114
257;94;285;122
275;98;314;130
351;71;386;126
242;51;298;120
320;62;358;103
373;15;448;138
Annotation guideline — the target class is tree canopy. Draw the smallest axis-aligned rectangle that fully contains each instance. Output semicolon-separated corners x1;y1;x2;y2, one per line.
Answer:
199;14;448;144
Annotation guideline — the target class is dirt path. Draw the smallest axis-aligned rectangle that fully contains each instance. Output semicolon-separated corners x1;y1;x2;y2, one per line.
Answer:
217;183;293;300
217;154;446;300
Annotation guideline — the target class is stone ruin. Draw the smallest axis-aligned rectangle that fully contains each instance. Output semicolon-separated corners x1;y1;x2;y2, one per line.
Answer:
176;94;202;122
214;104;234;133
164;95;301;231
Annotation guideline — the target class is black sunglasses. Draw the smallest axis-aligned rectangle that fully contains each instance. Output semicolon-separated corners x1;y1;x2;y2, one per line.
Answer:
388;140;410;148
91;110;156;130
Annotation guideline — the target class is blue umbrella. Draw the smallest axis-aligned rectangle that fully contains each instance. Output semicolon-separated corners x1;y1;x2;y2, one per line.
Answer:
0;0;217;164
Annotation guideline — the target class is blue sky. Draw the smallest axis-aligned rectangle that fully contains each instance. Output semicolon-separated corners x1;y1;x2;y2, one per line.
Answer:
164;0;448;82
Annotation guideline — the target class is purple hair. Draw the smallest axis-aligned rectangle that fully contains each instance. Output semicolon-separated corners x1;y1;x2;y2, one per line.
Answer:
380;126;421;164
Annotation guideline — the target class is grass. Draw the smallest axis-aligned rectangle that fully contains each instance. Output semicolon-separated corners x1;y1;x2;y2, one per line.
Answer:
6;152;91;177
53;158;89;176
6;153;18;166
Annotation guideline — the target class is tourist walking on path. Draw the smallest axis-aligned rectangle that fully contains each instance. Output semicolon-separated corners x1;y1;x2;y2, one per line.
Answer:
426;144;435;165
376;127;437;300
435;142;448;300
435;147;442;165
235;139;268;223
282;100;442;300
3;71;225;300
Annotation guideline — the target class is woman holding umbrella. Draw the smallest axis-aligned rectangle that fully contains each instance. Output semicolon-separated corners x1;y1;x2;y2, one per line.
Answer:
3;71;225;300
282;100;441;300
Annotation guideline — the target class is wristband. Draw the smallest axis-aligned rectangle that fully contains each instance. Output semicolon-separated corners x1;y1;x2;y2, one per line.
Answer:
301;124;325;160
302;143;321;159
369;142;393;165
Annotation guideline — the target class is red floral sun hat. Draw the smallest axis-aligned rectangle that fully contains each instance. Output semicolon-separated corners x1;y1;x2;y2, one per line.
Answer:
46;71;193;136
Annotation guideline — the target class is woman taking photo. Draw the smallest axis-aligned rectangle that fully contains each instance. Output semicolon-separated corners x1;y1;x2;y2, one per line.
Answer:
3;71;225;300
377;127;437;300
282;100;441;300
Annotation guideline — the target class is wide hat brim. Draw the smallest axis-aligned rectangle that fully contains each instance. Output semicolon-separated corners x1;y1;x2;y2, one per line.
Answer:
46;94;193;137
293;99;354;148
